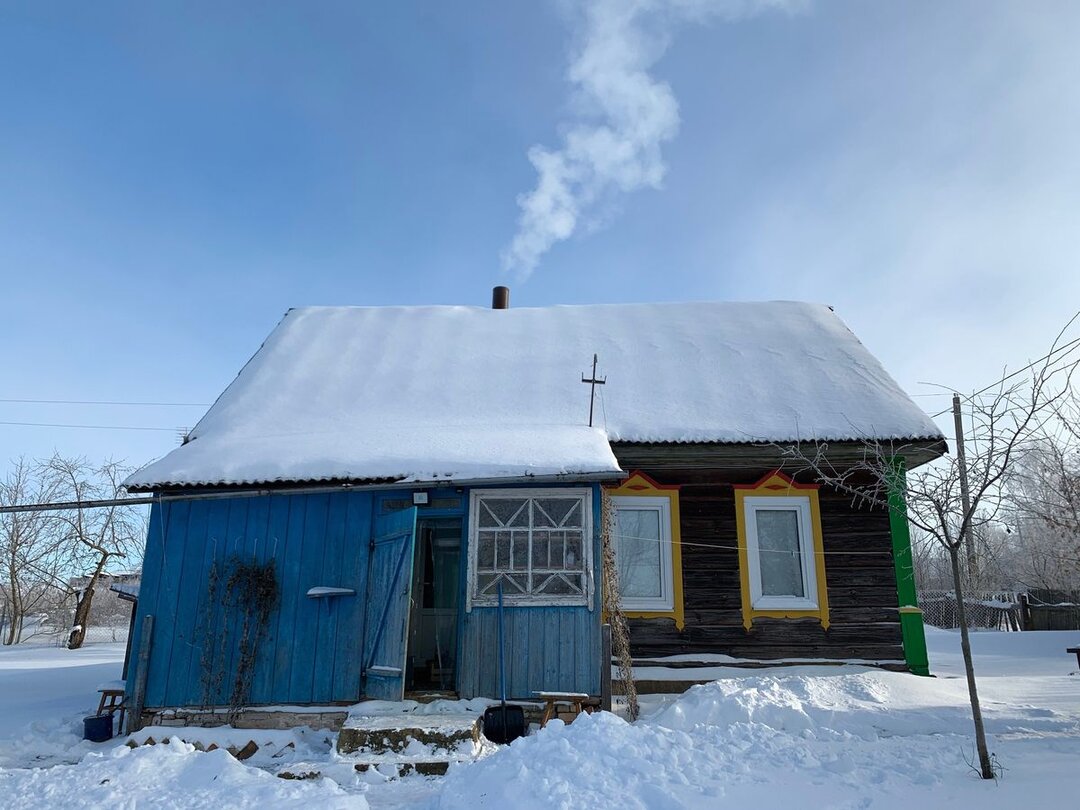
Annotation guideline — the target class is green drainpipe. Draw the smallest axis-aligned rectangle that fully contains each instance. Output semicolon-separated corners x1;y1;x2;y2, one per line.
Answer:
888;458;930;676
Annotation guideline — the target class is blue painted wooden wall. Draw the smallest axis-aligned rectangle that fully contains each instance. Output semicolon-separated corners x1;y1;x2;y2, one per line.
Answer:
456;484;602;700
127;482;603;708
127;490;375;708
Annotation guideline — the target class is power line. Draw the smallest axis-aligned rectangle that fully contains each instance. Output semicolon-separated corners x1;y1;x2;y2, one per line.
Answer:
927;333;1080;419
0;420;179;432
613;530;893;556
0;398;209;407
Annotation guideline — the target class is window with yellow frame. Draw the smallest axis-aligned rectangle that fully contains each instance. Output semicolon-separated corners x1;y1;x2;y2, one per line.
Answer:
734;471;830;630
606;472;684;630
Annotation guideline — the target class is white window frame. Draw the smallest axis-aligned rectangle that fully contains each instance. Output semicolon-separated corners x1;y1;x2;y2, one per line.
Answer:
466;488;593;611
611;495;674;612
742;495;819;611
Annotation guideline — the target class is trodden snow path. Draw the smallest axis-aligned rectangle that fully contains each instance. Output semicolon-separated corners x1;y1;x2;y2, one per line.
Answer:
0;628;1077;808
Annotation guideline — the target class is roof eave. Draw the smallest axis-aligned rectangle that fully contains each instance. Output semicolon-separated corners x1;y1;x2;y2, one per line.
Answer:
124;469;627;498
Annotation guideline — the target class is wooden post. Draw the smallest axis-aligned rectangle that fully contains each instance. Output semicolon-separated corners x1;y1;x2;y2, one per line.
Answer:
952;394;978;582
128;614;153;734
1019;592;1031;631
600;623;612;712
121;601;138;681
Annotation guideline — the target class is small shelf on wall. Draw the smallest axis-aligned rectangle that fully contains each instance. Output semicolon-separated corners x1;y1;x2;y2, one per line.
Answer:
306;586;356;599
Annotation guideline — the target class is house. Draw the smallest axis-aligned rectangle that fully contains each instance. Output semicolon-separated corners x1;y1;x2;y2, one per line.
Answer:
122;295;945;728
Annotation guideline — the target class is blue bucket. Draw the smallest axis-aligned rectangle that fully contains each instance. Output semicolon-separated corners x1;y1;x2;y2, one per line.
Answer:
83;714;113;742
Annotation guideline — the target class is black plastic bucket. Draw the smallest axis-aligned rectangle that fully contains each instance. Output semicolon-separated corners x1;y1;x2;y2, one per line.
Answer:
83;714;113;742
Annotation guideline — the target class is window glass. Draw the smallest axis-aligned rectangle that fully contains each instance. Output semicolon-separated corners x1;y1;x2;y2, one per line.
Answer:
755;509;804;597
616;508;663;598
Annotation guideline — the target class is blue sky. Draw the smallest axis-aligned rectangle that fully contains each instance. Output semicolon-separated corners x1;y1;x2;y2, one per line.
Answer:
2;1;1079;472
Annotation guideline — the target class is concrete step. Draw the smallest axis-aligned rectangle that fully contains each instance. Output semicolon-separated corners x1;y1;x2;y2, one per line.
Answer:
336;711;481;756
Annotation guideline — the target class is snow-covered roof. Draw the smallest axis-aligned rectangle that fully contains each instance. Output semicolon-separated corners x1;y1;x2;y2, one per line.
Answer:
125;301;944;490
109;582;140;602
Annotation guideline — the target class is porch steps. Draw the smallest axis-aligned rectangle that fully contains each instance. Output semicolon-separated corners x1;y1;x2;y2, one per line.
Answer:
335;708;484;777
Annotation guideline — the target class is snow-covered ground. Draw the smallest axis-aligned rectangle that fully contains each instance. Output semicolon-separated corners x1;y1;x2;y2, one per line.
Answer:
0;628;1077;808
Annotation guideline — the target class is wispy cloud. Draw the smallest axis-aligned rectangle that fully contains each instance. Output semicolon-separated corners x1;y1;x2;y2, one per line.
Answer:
502;0;798;279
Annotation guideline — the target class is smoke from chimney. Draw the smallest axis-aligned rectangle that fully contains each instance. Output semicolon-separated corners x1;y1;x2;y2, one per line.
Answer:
500;1;796;280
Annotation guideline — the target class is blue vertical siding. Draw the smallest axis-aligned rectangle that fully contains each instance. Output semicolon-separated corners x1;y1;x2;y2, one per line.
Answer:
127;481;604;709
129;490;378;709
458;607;600;698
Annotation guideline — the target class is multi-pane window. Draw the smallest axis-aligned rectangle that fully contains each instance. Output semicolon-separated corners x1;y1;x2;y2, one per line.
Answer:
742;496;820;610
612;496;674;611
468;489;592;608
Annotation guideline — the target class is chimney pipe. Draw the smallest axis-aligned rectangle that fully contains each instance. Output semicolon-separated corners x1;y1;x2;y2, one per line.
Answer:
492;286;510;309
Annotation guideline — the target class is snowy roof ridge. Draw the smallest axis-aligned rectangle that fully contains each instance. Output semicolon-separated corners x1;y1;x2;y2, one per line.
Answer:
125;300;944;490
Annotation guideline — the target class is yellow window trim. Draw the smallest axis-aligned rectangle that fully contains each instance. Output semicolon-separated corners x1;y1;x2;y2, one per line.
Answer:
605;472;685;630
734;471;830;631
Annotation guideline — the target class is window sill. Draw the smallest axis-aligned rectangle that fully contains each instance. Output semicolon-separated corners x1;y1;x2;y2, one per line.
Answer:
753;597;819;611
468;598;590;610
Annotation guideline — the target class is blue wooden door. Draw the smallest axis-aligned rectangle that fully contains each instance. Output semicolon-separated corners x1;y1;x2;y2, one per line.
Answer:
361;507;418;700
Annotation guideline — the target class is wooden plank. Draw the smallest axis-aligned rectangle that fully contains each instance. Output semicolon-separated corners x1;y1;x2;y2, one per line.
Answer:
541;608;559;694
528;609;544;697
128;615;154;732
145;500;190;707
558;609;575;694
289;492;330;702
582;608;598;694
242;492;274;702
194;498;232;707
167;500;211;706
249;494;290;704
271;495;305;700
125;501;164;699
216;497;252;706
311;492;348;703
332;491;373;702
482;608;499;698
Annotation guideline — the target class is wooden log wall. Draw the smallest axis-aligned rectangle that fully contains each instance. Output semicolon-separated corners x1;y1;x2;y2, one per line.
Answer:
623;470;904;665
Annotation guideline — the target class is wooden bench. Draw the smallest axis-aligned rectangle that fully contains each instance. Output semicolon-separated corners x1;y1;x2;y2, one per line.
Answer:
534;691;592;728
1068;647;1080;668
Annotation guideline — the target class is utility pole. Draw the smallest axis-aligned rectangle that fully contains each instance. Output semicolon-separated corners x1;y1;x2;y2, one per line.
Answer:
952;393;978;584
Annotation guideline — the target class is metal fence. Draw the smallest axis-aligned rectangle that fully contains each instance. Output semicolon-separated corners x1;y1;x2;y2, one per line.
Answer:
59;623;131;646
920;590;1024;631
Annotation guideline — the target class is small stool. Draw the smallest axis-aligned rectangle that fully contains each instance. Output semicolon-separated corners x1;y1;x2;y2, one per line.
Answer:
97;688;126;732
534;691;592;727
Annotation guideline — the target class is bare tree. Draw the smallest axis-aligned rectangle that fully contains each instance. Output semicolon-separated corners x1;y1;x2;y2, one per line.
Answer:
999;444;1080;592
1003;384;1080;592
784;343;1077;780
42;456;144;649
0;458;66;645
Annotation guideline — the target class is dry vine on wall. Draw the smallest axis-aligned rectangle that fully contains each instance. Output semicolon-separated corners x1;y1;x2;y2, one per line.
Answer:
600;490;639;721
199;556;279;722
